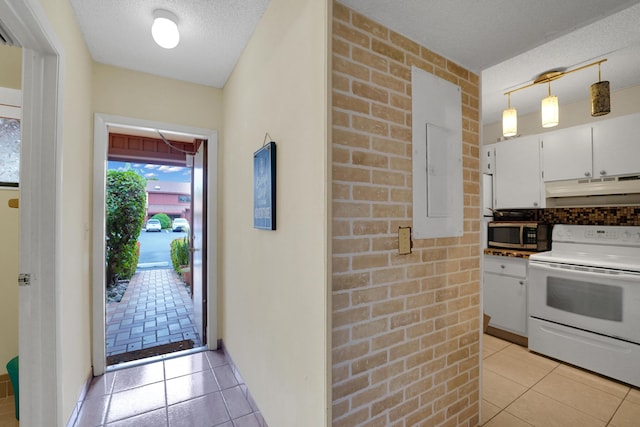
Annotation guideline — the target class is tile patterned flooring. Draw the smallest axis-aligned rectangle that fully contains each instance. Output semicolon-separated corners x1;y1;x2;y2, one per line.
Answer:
106;269;201;358
2;333;638;426
482;334;640;426
73;350;267;427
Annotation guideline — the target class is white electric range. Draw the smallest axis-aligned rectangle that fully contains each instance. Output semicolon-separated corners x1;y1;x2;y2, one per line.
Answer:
528;224;640;387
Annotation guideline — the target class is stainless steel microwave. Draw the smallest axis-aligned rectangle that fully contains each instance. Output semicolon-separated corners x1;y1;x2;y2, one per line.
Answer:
488;221;550;251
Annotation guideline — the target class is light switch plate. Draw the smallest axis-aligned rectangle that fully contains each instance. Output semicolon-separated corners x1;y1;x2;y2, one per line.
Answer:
398;227;411;255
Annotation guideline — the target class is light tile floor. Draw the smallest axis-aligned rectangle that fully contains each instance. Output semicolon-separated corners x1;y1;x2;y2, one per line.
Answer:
482;333;640;427
73;349;267;427
106;269;201;357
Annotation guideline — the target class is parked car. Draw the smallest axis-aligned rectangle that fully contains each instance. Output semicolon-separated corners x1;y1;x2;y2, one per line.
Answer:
145;218;162;232
172;218;190;232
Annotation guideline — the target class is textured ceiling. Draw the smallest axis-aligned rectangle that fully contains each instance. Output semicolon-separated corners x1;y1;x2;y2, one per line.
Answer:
69;0;640;126
69;0;270;88
341;0;640;127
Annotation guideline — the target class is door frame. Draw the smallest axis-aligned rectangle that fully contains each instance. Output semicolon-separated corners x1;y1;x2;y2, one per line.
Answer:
0;0;63;424
93;113;218;375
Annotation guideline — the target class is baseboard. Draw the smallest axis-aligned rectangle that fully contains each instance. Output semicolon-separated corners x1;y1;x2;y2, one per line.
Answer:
486;326;528;347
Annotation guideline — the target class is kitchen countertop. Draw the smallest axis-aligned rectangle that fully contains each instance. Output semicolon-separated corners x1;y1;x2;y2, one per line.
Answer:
483;248;539;259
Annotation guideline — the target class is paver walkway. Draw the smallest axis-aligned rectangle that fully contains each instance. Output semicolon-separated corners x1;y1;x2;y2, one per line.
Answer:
106;269;201;358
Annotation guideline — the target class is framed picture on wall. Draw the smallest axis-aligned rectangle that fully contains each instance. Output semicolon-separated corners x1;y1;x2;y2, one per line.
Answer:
253;141;276;230
0;116;20;188
0;88;21;188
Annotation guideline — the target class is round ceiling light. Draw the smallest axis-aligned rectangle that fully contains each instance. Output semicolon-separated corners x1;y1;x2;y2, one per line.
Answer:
152;9;180;49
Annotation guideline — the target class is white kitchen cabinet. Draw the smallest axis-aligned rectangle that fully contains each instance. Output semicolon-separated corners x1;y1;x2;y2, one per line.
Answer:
494;135;544;209
592;113;640;177
483;255;528;336
541;125;593;181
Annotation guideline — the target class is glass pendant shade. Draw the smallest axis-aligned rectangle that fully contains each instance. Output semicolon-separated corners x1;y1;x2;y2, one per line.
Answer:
590;80;610;116
502;107;517;137
152;10;180;49
541;95;558;128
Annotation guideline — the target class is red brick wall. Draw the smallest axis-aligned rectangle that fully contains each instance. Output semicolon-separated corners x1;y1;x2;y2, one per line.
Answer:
331;3;481;426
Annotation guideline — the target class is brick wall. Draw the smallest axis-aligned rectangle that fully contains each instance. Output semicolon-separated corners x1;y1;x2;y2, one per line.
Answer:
331;3;481;426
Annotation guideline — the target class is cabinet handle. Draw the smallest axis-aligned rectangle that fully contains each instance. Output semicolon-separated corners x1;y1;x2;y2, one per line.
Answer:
533;202;538;207
519;280;524;285
584;171;591;177
600;170;607;176
500;265;505;269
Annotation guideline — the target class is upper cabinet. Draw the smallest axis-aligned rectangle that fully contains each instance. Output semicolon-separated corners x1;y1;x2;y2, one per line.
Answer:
494;135;544;209
540;125;592;181
592;113;640;177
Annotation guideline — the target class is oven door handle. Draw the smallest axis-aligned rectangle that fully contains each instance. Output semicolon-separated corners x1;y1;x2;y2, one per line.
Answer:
529;260;640;280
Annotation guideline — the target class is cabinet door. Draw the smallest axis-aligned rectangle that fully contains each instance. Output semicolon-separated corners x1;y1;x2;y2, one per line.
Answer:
494;135;543;209
541;126;592;181
592;113;640;177
483;273;527;336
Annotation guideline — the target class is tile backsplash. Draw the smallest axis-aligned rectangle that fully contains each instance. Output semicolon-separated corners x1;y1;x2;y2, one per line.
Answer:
536;206;640;226
495;206;640;226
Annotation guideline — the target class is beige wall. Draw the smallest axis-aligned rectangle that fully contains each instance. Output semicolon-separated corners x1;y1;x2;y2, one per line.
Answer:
37;0;94;423
221;0;330;425
93;63;223;131
331;3;480;426
483;83;640;144
0;45;21;89
0;190;19;376
0;45;21;377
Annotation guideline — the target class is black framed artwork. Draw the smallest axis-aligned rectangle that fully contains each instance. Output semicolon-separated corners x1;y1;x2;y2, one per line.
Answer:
253;141;276;230
0;117;20;188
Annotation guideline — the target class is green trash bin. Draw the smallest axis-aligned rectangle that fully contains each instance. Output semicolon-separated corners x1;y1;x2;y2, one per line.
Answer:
6;356;18;420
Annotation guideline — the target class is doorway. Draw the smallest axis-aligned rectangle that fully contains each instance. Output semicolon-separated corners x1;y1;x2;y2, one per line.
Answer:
93;114;218;375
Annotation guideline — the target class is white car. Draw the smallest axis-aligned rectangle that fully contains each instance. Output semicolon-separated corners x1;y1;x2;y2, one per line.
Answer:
172;218;190;232
145;218;162;232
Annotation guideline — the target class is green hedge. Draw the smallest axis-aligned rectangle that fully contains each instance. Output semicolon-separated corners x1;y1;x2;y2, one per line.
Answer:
106;170;146;285
152;213;171;229
170;237;190;273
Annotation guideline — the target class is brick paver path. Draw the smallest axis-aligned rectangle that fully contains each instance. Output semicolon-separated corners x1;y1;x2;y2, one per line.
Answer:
106;269;201;356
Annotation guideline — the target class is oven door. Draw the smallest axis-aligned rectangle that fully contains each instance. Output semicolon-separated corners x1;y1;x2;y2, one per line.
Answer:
529;260;640;344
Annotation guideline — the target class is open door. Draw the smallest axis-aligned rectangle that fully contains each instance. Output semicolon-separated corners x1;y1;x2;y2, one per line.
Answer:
191;139;207;344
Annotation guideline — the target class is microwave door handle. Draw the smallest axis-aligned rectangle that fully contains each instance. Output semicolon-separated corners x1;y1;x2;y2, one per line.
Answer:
520;226;524;246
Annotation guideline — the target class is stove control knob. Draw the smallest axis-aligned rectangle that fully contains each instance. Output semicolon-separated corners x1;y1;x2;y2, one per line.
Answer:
635;232;640;242
621;231;631;241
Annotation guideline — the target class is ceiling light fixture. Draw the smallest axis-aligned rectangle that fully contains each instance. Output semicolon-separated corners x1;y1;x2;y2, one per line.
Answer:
502;59;608;136
541;81;558;128
590;62;610;117
152;9;180;49
502;93;517;137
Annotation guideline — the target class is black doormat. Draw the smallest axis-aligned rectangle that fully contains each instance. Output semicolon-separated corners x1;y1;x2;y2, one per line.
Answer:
107;339;195;365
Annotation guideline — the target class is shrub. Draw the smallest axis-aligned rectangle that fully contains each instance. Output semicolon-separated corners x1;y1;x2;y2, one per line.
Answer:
106;170;147;285
170;237;190;273
152;213;171;229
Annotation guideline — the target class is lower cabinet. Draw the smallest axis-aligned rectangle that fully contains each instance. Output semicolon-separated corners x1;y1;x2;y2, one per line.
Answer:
483;255;528;337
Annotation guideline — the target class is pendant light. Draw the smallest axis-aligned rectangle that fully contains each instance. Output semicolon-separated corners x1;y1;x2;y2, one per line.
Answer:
502;59;609;132
502;93;517;137
541;81;558;128
152;9;180;49
590;62;610;117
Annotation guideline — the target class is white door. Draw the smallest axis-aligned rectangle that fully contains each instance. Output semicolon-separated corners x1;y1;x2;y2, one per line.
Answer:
191;140;207;344
494;135;543;209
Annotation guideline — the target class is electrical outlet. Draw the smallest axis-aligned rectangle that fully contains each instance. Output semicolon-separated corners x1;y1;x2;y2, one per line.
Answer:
398;227;411;255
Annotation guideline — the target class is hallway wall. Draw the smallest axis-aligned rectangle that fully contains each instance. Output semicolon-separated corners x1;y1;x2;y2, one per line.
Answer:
331;3;481;425
221;0;330;425
92;63;223;132
0;44;21;377
37;0;94;423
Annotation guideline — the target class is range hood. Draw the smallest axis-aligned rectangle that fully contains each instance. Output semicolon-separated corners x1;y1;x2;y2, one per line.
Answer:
546;175;640;207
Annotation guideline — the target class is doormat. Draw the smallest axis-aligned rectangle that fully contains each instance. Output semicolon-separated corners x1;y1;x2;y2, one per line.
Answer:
107;339;195;365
